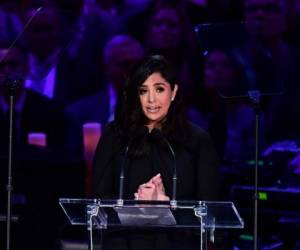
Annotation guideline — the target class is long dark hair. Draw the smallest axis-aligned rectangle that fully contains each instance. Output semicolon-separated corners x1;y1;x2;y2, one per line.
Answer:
114;55;187;157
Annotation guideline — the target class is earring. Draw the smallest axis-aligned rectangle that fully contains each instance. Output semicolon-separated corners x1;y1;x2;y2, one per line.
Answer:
171;97;174;101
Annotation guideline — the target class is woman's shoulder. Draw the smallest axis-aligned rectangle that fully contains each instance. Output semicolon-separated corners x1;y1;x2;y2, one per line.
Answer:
180;121;214;148
101;121;120;139
97;121;124;151
185;121;210;140
181;121;217;154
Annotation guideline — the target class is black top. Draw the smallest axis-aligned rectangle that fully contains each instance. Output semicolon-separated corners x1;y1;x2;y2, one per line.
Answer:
92;121;219;201
92;121;220;250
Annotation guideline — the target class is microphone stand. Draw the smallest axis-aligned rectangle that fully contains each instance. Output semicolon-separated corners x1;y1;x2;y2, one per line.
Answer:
153;129;177;209
164;139;177;209
117;127;148;206
220;89;262;250
248;90;261;250
0;7;43;250
117;146;129;207
6;78;19;250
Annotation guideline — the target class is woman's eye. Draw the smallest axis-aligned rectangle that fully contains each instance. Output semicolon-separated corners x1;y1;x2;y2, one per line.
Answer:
139;88;147;95
156;87;165;93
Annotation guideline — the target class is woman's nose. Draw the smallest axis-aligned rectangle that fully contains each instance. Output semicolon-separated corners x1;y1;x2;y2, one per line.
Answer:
147;90;155;102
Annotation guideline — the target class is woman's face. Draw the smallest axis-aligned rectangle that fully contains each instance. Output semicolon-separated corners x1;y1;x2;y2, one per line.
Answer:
139;72;178;129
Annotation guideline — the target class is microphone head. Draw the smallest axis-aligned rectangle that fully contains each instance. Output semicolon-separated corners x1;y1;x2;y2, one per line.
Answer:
5;73;23;89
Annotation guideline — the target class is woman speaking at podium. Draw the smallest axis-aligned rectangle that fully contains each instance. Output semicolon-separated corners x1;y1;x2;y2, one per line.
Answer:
92;55;219;250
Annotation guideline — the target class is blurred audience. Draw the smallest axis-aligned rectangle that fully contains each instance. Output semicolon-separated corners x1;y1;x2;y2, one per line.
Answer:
188;49;265;164
0;0;23;42
64;34;144;155
284;0;300;45
233;0;300;144
22;4;88;105
54;0;137;95
54;0;107;80
127;0;200;105
0;40;64;153
86;0;147;29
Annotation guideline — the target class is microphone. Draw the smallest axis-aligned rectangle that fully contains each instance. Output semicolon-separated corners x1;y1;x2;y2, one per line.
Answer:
151;129;177;208
117;126;148;206
0;74;23;97
117;144;129;206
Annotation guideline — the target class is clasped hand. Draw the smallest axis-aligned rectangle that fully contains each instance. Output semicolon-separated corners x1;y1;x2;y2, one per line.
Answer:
134;173;170;201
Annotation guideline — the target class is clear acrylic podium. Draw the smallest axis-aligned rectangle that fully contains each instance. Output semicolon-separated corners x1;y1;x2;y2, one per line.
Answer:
59;199;244;250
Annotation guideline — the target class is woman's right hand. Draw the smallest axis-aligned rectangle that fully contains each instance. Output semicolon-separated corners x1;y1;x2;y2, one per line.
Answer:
134;173;170;201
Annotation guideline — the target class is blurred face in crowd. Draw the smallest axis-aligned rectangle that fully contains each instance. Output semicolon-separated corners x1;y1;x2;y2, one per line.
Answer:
296;0;300;12
245;0;286;42
148;8;182;50
25;7;62;61
139;72;177;129
106;40;144;92
0;47;27;96
203;51;234;90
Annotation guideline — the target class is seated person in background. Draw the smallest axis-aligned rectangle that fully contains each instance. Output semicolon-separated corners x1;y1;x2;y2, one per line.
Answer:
187;49;271;200
64;34;145;155
188;49;266;165
237;0;300;144
230;0;300;184
0;40;64;154
92;55;219;250
23;4;90;105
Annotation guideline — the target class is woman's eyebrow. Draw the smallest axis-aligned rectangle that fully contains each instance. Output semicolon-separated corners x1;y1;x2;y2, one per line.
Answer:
140;82;168;87
153;82;168;86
